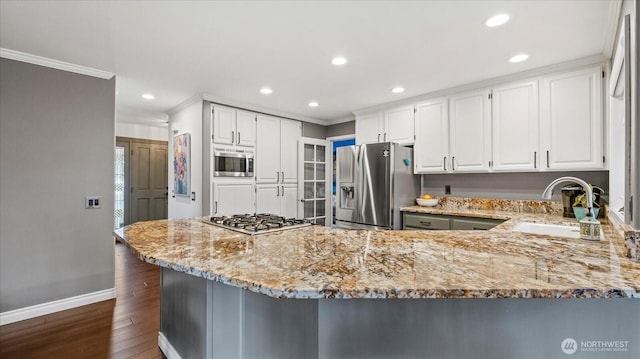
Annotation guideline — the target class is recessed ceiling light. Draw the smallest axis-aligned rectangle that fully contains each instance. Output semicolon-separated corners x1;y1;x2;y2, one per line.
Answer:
485;14;510;27
260;87;273;95
391;87;405;94
308;101;319;108
142;93;154;100
509;54;529;63
331;57;347;66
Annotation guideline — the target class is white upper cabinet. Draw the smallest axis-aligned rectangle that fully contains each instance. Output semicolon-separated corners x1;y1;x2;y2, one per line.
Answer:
211;105;256;147
256;115;301;184
491;80;539;171
212;106;236;145
540;66;604;170
236;110;257;147
256;115;281;183
384;106;415;144
449;89;491;172
414;98;449;173
280;119;301;183
355;106;415;145
355;113;383;145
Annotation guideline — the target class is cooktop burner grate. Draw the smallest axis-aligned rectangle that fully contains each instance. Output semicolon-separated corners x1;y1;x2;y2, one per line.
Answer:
204;213;312;235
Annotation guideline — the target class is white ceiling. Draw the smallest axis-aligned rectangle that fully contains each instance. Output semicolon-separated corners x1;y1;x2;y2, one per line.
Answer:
0;0;617;126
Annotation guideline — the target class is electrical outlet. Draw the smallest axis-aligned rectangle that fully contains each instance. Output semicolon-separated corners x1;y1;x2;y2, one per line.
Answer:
85;196;102;209
445;185;451;195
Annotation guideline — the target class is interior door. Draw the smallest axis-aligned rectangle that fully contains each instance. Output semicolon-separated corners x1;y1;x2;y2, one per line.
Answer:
298;138;330;225
131;142;168;223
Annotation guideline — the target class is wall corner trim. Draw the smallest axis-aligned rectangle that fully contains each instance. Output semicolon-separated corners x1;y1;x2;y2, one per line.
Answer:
158;332;184;359
0;48;115;80
0;288;116;326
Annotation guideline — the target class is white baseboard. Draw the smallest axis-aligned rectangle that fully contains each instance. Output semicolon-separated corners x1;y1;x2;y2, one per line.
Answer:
0;288;116;326
158;331;183;359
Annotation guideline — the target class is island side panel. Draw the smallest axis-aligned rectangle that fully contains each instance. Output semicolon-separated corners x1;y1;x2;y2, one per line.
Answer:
242;285;319;359
160;268;208;359
318;299;640;359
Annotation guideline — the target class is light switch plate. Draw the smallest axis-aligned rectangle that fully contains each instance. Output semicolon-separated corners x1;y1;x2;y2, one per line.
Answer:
85;196;102;209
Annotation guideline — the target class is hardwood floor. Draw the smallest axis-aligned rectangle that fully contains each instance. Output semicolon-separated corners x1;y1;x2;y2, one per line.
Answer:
0;241;163;358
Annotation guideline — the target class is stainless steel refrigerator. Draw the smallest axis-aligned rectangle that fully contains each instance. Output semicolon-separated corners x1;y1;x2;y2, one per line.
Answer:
335;142;419;230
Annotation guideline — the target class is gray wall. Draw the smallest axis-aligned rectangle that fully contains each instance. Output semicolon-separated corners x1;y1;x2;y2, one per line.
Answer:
302;121;327;139
422;171;609;201
327;121;355;138
0;58;116;312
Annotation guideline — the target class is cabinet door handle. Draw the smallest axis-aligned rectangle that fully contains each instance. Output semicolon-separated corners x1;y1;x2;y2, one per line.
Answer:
277;186;280;196
377;134;380;142
534;151;537;168
237;132;240;144
277;171;280;182
231;131;235;144
384;133;387;142
214;201;218;214
281;171;284;182
452;156;456;171
281;186;285;196
443;156;447;171
546;151;550;168
420;221;432;226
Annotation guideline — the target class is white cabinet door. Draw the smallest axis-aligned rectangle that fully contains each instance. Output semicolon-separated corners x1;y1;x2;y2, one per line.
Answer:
449;89;491;172
281;184;298;218
256;115;281;183
280;119;301;183
540;66;603;170
235;110;256;147
384;106;415;144
414;98;449;173
355;113;383;145
492;80;539;171
256;184;280;215
212;106;235;145
256;184;298;217
212;182;255;216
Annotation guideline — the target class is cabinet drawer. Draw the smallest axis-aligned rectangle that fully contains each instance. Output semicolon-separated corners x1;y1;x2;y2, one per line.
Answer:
403;213;450;230
450;218;504;230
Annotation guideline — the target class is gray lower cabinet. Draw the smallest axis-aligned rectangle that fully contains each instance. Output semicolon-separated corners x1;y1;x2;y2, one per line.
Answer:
402;212;505;230
403;213;451;230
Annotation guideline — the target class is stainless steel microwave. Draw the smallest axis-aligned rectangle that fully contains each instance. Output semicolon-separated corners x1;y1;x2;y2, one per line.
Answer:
214;150;254;177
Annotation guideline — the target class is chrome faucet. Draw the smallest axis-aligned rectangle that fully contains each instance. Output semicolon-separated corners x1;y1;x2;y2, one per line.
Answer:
542;176;601;241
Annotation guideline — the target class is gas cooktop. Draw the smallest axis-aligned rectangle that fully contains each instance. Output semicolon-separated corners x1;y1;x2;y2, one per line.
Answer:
204;213;312;235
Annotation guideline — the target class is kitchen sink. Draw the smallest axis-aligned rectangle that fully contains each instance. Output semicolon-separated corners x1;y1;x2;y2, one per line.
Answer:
512;222;603;240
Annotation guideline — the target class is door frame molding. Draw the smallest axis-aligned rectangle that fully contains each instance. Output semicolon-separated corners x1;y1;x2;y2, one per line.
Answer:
116;136;168;225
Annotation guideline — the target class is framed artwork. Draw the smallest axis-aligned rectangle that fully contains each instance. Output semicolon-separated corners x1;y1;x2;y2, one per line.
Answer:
173;133;190;196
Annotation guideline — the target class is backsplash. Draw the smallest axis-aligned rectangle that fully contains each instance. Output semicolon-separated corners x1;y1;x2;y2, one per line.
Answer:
438;197;562;215
421;171;609;201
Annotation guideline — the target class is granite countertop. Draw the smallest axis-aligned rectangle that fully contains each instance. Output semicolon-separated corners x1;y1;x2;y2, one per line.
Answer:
114;200;640;299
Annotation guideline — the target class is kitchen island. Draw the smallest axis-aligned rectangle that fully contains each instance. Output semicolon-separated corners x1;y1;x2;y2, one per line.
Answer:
115;203;640;359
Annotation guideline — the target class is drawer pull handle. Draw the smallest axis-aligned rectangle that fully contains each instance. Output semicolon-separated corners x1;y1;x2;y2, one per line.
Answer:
420;221;432;226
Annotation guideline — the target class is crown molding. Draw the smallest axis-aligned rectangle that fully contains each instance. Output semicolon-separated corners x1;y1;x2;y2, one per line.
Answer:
167;94;204;116
0;48;114;80
603;0;623;58
202;94;328;126
352;54;608;117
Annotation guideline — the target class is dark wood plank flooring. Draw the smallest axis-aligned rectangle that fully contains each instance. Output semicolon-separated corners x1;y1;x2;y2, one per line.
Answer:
0;241;163;358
